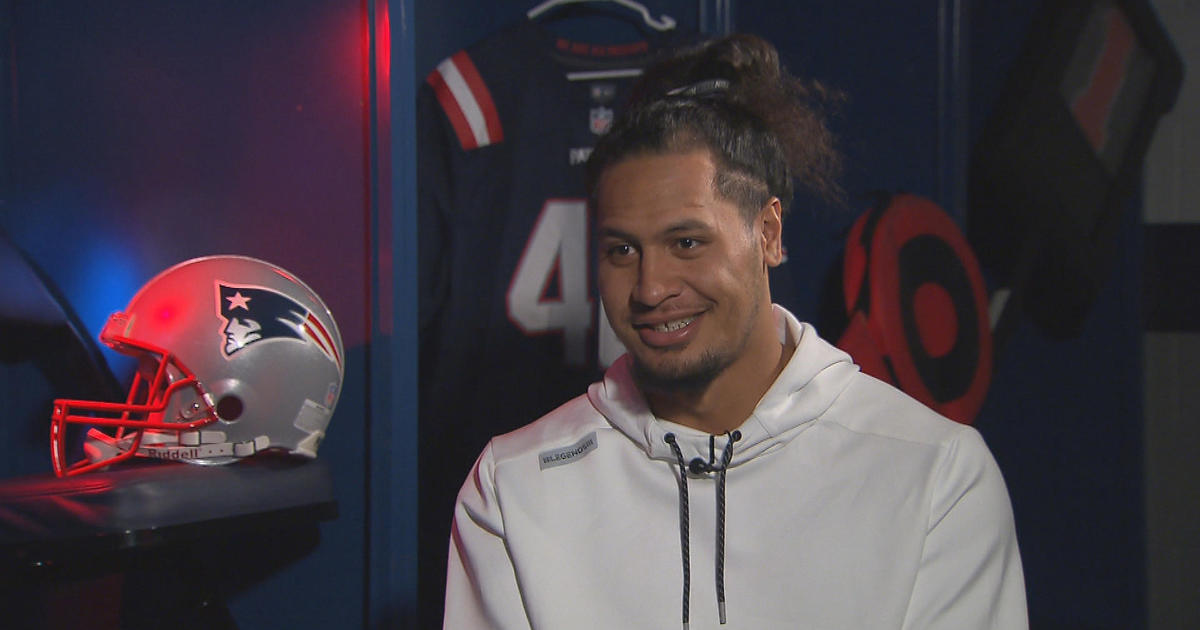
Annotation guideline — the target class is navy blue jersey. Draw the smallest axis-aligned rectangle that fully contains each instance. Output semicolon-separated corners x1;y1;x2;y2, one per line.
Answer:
419;22;658;413
416;19;685;615
418;23;663;462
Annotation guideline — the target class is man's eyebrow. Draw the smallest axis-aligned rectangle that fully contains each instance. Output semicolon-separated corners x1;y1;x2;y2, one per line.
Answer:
597;226;636;241
661;219;711;234
598;219;713;242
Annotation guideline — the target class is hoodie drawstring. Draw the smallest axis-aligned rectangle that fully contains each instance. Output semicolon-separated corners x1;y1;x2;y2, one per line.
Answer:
664;434;692;629
663;430;741;629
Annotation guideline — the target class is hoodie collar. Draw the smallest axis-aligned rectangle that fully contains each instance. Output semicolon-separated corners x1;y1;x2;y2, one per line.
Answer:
588;305;859;465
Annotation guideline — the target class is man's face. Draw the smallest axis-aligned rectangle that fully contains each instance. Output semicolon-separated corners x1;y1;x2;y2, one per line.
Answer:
595;149;781;391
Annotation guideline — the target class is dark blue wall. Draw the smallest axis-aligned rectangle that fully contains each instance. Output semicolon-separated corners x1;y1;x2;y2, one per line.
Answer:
968;3;1147;628
0;2;372;627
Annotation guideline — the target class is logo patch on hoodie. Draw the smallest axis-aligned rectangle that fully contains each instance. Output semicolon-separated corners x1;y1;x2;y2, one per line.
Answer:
538;432;597;470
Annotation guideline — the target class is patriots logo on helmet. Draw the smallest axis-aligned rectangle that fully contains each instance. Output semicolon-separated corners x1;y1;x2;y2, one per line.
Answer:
216;282;341;371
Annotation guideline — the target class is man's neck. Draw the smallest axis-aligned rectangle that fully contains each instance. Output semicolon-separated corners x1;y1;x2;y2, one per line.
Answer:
645;328;795;435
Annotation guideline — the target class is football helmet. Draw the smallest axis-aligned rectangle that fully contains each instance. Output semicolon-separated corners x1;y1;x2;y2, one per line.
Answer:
50;255;344;476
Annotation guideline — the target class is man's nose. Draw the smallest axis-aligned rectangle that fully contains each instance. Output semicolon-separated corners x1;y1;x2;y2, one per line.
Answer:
632;251;681;307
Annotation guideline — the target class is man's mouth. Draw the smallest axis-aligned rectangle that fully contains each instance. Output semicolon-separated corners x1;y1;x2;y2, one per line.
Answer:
647;316;696;333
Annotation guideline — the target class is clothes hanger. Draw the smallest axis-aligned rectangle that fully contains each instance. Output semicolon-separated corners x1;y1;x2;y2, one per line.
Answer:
526;0;677;32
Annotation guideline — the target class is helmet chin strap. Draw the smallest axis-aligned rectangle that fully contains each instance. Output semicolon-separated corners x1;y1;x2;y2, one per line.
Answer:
84;428;271;465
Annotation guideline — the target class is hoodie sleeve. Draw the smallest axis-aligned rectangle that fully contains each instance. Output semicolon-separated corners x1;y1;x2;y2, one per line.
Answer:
443;442;533;630
901;426;1029;630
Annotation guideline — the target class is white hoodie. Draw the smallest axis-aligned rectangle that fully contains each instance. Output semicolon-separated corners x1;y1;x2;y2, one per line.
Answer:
444;306;1027;629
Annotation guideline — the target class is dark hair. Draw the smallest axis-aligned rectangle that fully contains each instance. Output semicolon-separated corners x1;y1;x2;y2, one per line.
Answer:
586;33;844;217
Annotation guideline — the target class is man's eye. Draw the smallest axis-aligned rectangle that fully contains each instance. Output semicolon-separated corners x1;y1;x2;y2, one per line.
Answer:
677;238;699;249
608;244;634;257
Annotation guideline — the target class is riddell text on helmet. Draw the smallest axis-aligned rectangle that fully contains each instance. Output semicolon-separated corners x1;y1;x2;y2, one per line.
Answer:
142;447;201;461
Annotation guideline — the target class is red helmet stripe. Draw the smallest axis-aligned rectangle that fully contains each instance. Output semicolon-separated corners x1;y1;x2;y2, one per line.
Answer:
305;312;341;370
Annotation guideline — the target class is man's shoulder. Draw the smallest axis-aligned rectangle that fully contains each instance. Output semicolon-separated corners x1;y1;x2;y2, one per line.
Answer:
824;371;975;448
814;372;1001;493
488;394;607;464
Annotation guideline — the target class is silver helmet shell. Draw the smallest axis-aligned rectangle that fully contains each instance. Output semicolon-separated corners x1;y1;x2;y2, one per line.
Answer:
51;255;344;476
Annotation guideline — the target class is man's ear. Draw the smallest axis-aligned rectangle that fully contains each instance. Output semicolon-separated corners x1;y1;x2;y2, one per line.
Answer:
759;197;784;267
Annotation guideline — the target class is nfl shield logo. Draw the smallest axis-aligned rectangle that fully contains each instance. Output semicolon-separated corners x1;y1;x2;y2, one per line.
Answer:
590;106;614;135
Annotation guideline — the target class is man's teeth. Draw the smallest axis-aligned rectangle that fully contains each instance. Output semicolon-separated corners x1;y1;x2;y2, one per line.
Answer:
653;317;695;332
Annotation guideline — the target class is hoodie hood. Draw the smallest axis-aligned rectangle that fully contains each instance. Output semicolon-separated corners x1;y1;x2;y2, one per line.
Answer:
587;305;860;466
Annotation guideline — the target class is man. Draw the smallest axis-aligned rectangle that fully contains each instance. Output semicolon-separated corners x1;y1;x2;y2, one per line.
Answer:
444;34;1027;629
